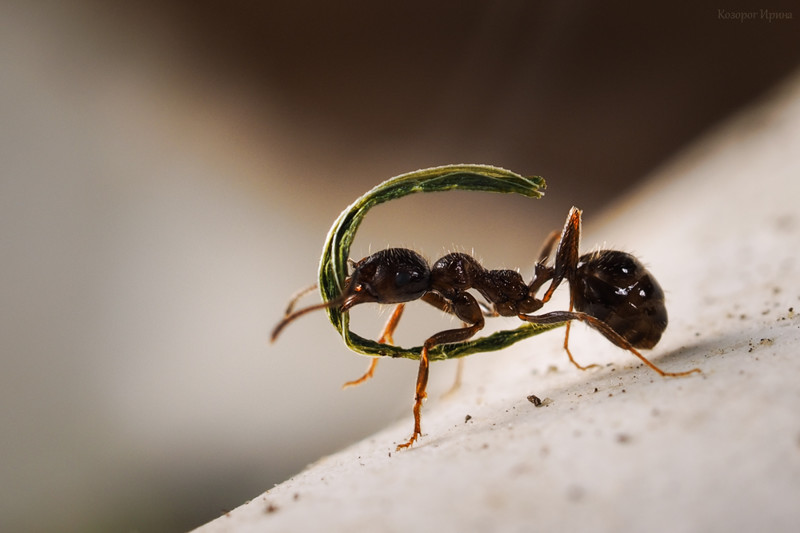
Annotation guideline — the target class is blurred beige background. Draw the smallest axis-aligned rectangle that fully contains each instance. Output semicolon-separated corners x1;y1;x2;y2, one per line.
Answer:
2;1;799;531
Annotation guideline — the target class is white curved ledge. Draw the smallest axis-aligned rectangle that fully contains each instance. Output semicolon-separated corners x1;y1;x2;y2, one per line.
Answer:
195;71;800;533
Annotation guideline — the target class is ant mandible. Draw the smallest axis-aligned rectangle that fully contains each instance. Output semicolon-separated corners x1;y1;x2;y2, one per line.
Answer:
271;207;700;450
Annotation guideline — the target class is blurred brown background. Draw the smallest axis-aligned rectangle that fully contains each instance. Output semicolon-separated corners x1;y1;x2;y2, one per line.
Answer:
2;1;799;531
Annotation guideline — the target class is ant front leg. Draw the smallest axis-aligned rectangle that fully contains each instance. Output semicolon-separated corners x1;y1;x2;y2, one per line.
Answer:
518;310;700;377
421;291;469;398
397;292;485;450
342;303;405;389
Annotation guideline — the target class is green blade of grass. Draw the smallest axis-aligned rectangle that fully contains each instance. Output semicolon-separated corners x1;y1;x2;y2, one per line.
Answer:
318;164;563;361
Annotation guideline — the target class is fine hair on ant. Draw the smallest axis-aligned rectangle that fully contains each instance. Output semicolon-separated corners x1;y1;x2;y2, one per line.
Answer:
272;206;700;450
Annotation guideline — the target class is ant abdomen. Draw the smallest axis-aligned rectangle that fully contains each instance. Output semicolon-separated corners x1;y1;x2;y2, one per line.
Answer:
572;250;668;349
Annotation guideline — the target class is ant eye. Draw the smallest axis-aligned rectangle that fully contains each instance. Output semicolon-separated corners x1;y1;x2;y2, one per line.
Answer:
395;271;412;287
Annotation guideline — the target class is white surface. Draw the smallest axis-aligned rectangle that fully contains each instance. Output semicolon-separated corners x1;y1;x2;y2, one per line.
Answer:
195;72;800;533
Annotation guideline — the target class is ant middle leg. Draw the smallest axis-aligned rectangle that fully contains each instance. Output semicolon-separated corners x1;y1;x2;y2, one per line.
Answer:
518;310;700;377
342;303;405;389
397;293;485;450
440;358;465;399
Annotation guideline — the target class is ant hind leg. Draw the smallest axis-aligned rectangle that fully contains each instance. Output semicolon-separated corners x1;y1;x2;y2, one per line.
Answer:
562;297;599;371
566;311;700;377
562;319;600;371
518;310;700;377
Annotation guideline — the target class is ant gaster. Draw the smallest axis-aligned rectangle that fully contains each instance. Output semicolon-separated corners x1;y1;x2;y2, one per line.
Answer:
272;207;700;450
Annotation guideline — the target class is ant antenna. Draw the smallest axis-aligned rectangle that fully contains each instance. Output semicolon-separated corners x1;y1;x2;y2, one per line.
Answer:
270;293;347;343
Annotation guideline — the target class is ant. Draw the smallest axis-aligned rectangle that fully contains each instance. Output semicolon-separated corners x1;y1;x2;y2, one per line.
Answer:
271;207;700;450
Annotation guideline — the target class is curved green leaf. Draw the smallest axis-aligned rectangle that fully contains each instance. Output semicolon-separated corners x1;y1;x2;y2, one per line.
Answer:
318;164;563;361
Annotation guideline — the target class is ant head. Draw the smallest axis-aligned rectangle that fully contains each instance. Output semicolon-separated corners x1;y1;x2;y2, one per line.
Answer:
271;248;430;342
342;248;430;310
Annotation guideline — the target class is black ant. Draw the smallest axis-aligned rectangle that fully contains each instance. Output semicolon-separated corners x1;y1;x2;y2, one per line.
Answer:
271;207;700;450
